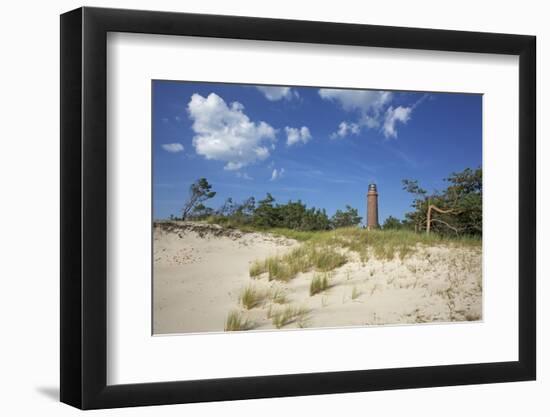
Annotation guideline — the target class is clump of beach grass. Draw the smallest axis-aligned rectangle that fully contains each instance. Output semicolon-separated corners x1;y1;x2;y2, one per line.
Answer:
269;287;287;304
271;305;309;329
310;272;330;296
224;310;249;331
253;243;347;282
249;260;266;278
239;285;264;309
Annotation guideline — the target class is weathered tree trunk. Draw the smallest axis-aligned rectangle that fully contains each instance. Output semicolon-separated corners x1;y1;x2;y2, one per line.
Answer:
426;204;457;235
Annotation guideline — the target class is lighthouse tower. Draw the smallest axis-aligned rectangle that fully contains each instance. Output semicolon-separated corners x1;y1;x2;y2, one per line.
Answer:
367;184;379;229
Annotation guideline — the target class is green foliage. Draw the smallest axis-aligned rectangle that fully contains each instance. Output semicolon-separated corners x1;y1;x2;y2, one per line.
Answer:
180;178;362;233
179;169;481;240
187;203;215;220
330;205;362;228
402;167;482;237
253;193;277;227
216;196;256;221
181;178;216;220
382;215;404;230
252;194;331;231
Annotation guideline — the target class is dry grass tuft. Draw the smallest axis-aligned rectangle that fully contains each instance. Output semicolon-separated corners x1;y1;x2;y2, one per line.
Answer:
254;244;347;282
310;272;330;296
269;287;288;304
249;260;266;278
239;285;264;309
271;305;309;329
224;310;250;331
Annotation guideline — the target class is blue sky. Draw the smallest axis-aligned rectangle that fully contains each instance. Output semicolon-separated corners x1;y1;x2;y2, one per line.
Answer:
153;81;482;224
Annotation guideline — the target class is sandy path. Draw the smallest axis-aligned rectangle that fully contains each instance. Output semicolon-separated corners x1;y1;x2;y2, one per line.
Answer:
153;222;482;334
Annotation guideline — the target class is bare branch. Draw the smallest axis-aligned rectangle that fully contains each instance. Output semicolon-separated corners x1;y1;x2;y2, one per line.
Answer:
429;218;460;237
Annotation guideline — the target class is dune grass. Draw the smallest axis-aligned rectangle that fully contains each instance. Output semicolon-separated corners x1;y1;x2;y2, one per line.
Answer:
269;287;288;304
270;305;309;329
249;261;265;278
242;224;480;284
239;285;264;309
247;227;481;281
224;310;249;331
310;272;330;296
198;218;481;249
249;243;347;282
244;226;480;274
323;228;480;261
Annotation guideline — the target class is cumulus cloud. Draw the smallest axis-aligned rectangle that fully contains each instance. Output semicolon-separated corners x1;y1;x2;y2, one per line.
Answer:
383;106;412;138
320;88;420;139
331;121;360;139
285;126;312;146
319;89;392;113
270;168;285;181
161;143;184;153
256;86;298;101
187;93;277;170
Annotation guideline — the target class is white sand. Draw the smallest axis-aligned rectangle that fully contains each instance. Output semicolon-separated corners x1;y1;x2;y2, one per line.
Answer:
153;222;298;334
153;222;482;334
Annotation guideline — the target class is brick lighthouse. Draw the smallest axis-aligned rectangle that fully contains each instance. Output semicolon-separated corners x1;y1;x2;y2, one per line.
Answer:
367;184;379;229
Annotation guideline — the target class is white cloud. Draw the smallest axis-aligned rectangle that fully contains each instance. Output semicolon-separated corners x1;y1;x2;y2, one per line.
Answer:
320;89;395;138
285;126;312;146
188;93;277;170
331;121;360;139
320;89;419;139
363;115;380;129
319;89;392;113
161;143;184;153
236;172;253;180
383;106;412;138
256;86;297;101
270;168;285;181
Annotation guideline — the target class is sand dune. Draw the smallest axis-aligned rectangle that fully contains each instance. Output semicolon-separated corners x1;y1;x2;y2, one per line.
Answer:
153;222;482;335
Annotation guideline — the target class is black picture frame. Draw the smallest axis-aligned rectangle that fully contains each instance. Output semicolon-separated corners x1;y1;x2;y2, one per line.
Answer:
60;6;536;410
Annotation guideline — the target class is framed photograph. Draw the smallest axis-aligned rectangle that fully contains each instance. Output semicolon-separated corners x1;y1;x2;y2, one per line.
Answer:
60;7;536;409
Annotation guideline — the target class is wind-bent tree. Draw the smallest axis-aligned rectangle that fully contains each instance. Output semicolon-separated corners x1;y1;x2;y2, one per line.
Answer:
402;167;482;237
401;179;428;233
181;178;216;220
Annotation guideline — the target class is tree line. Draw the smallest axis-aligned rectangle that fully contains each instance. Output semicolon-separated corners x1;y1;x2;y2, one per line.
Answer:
173;166;482;236
172;178;362;231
